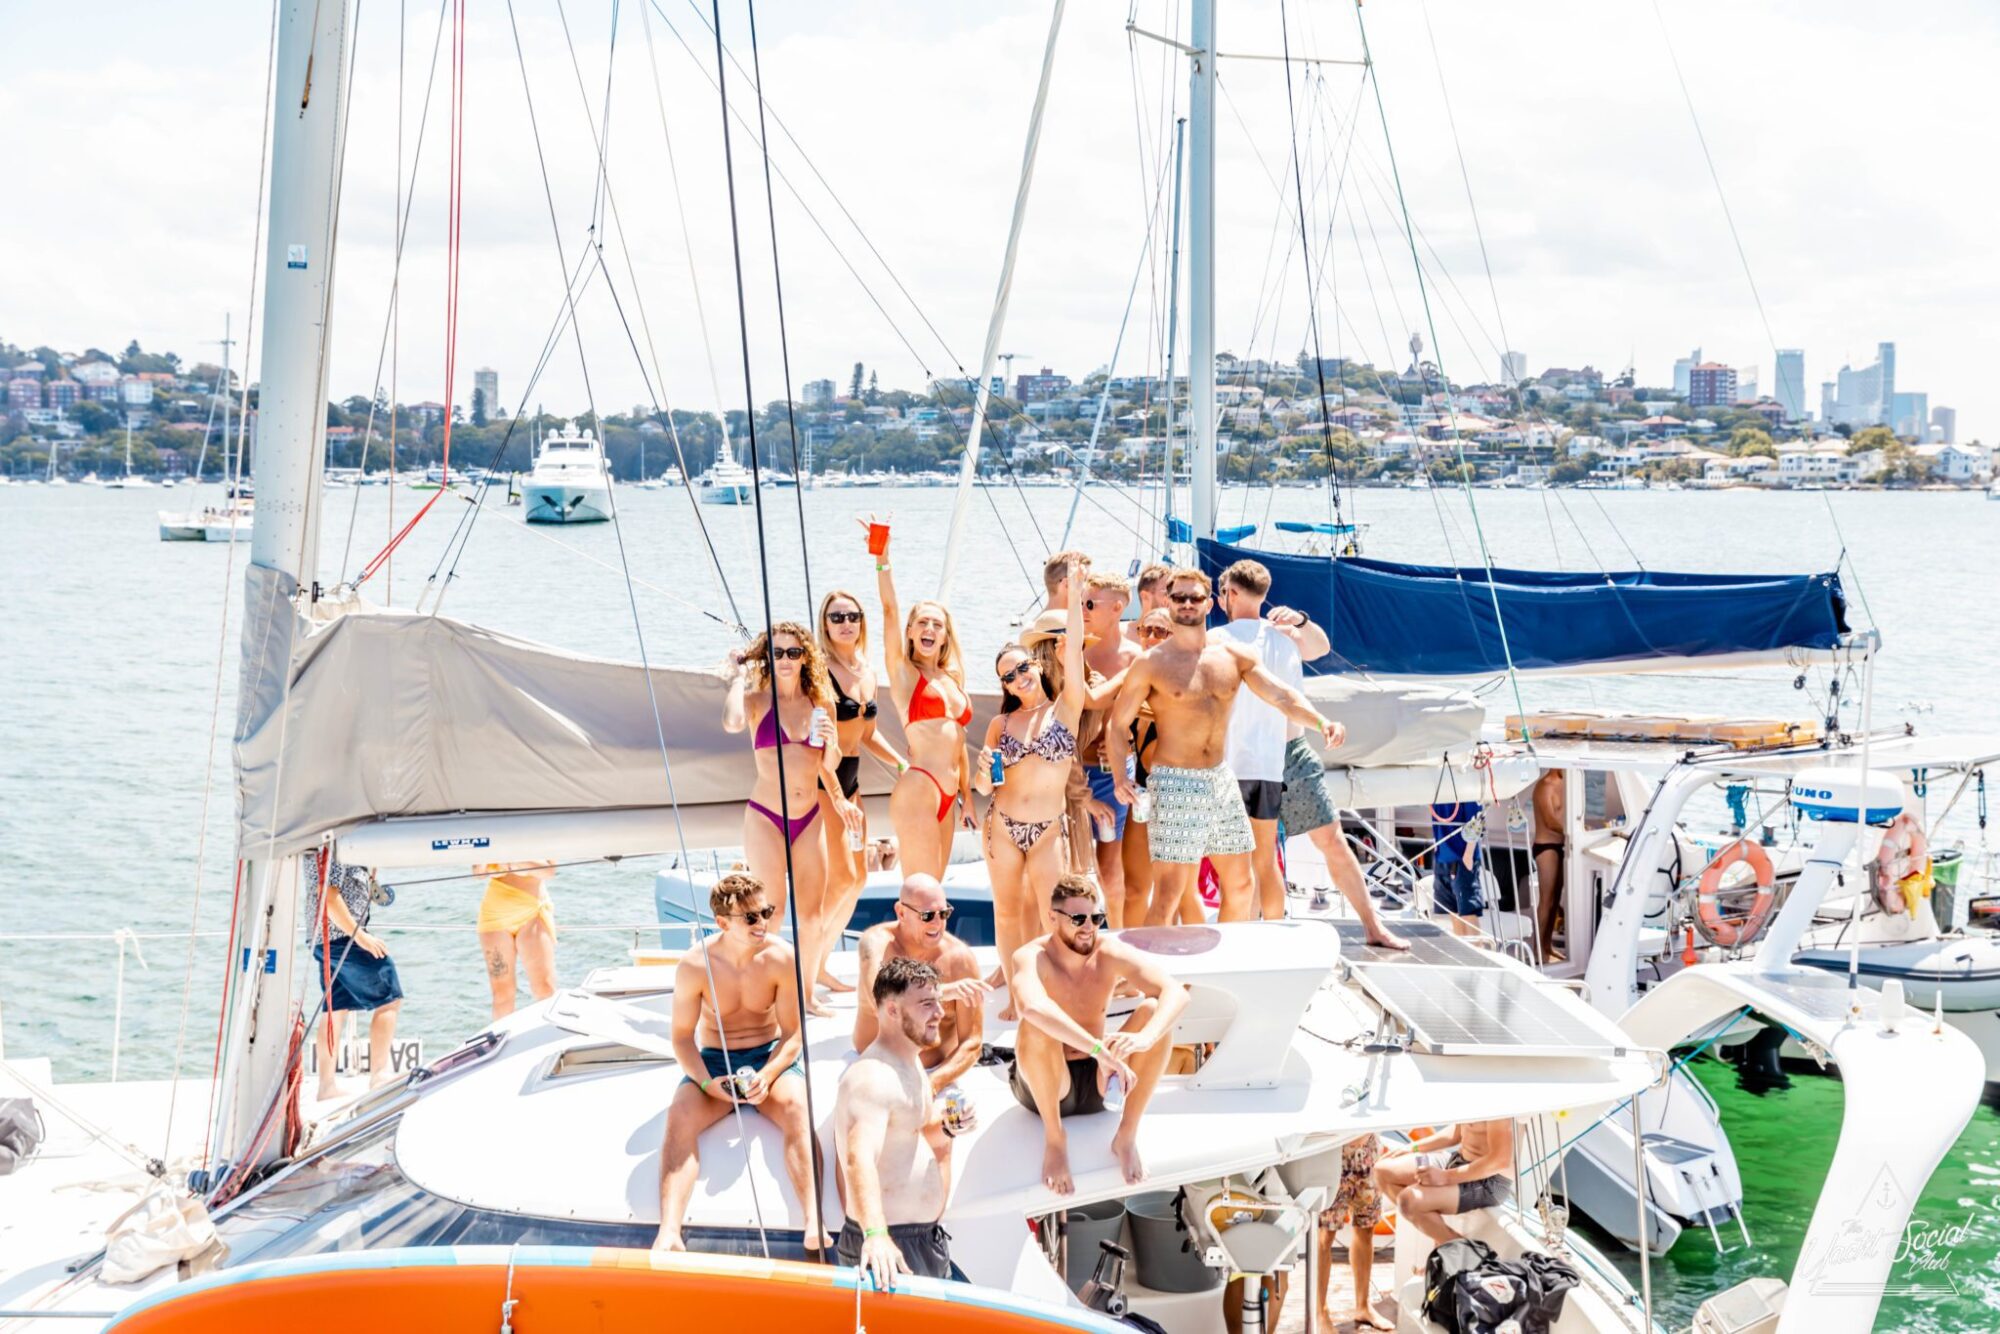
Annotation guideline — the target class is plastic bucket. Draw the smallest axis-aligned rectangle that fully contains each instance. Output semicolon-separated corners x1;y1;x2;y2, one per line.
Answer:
1126;1190;1219;1293
1063;1199;1128;1293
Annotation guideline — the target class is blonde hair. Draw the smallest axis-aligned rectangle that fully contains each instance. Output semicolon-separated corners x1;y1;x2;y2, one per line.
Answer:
904;600;966;686
1085;571;1132;599
817;588;869;659
744;620;834;710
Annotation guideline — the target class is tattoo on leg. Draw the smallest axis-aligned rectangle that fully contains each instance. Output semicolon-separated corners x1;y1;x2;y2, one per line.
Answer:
485;950;510;979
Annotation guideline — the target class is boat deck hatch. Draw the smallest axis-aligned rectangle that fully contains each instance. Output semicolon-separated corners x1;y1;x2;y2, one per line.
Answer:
1639;1133;1717;1166
1334;920;1499;970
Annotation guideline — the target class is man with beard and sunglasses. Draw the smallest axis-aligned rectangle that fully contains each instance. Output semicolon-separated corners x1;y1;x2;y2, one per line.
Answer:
1009;875;1190;1193
835;957;966;1286
655;873;831;1256
1106;568;1343;924
853;874;987;1098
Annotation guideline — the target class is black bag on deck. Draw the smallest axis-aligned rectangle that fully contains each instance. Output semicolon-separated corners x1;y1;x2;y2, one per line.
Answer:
0;1097;46;1176
1511;1252;1582;1334
1420;1238;1496;1333
1451;1250;1584;1334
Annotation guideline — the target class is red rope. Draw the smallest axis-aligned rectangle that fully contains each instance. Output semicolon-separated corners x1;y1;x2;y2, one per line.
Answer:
357;0;466;588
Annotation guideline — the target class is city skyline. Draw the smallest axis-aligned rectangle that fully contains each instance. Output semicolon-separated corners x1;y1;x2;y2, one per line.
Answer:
2;1;1993;445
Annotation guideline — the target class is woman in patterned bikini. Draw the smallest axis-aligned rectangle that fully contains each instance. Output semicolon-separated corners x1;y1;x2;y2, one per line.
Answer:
973;556;1087;1019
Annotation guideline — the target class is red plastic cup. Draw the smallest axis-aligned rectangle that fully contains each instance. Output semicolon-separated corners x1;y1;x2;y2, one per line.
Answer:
867;521;890;556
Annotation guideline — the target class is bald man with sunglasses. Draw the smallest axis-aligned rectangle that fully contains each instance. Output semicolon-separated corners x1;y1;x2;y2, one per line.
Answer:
853;874;986;1097
1010;875;1189;1194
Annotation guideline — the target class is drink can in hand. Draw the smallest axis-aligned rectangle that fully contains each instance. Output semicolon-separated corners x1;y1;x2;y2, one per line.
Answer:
848;817;866;851
808;705;829;748
730;1068;760;1100
990;748;1007;788
940;1084;972;1137
1131;787;1151;824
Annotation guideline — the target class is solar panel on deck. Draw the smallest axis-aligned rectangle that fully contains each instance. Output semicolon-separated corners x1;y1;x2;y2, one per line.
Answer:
1334;920;1499;970
1352;963;1629;1059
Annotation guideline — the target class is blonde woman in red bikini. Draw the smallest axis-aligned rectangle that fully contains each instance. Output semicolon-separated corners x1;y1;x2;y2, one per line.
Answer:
867;520;976;882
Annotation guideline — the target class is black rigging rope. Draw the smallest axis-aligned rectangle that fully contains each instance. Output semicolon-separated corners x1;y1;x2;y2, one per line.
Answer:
708;0;828;1241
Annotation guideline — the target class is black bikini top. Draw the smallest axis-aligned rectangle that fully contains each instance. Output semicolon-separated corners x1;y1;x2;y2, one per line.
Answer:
831;669;878;723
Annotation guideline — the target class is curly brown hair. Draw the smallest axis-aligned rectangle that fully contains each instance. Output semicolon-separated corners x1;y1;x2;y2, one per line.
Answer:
711;871;767;921
743;620;834;711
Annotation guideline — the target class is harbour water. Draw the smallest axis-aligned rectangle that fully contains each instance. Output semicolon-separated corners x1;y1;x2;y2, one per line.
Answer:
2;480;1996;1329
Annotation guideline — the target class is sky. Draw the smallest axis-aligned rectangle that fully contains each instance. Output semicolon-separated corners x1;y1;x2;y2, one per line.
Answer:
2;1;1995;442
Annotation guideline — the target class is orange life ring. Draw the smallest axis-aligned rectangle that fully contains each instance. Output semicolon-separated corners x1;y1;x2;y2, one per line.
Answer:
1695;838;1776;948
1874;813;1931;916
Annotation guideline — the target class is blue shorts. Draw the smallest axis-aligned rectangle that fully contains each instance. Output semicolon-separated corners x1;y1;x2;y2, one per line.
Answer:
1085;765;1129;840
680;1036;804;1088
1434;858;1486;916
314;940;403;1014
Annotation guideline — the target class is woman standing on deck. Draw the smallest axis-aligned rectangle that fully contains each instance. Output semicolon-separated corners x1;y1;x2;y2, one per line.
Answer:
723;621;854;1017
869;522;977;881
973;557;1087;1017
476;860;558;1019
813;589;906;999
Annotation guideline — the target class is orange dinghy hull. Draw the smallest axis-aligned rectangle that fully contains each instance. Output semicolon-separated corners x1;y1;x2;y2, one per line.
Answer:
106;1246;1120;1334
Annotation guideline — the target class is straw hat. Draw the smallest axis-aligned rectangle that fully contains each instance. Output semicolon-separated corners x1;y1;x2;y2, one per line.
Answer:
1019;610;1099;649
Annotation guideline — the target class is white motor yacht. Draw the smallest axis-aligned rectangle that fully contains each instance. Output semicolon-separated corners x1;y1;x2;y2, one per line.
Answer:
701;437;755;505
521;421;612;524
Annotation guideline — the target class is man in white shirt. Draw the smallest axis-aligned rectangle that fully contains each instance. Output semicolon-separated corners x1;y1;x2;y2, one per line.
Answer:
1213;560;1406;947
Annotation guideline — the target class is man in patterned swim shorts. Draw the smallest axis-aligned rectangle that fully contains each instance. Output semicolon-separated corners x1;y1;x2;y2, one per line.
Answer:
1317;1134;1393;1330
1105;567;1344;924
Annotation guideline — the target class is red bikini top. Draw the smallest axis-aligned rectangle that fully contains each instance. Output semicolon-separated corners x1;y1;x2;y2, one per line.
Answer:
907;672;972;728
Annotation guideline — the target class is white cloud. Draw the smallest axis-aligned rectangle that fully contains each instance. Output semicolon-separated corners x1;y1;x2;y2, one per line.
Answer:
3;0;1993;441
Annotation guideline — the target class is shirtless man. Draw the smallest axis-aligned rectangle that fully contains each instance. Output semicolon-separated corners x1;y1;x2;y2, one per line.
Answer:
1081;572;1141;925
835;957;962;1285
1105;568;1345;924
1009;875;1190;1193
1375;1119;1515;1244
853;874;986;1094
654;873;831;1254
1532;770;1568;961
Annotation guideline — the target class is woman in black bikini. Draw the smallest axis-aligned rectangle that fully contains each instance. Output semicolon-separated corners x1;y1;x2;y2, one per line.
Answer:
973;557;1087;1018
813;589;906;1002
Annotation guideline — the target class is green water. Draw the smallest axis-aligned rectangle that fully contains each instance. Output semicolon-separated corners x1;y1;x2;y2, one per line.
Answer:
1580;1056;2000;1331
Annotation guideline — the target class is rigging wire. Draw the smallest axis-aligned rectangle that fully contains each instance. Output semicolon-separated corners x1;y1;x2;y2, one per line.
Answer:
708;0;828;1243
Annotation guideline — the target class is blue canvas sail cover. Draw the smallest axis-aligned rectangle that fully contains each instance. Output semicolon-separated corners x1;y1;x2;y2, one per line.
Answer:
1196;537;1849;677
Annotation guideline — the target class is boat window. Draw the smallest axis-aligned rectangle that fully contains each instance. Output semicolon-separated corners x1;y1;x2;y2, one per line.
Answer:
208;1119;813;1267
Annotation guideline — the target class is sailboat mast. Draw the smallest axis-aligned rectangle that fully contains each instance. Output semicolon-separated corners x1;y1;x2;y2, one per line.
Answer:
212;0;353;1180
1188;0;1218;539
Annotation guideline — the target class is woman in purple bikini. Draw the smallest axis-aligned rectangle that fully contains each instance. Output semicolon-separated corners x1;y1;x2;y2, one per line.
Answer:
724;621;856;1016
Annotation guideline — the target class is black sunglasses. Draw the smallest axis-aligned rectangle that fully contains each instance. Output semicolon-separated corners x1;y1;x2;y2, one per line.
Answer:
826;610;863;625
729;905;779;923
1167;591;1208;606
769;645;808;661
1056;909;1109;929
897;902;954;923
999;661;1035;685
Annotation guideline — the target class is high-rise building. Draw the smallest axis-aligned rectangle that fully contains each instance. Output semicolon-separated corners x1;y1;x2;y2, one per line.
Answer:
1673;349;1701;399
803;378;836;408
1775;349;1806;420
1687;362;1737;409
1500;350;1527;385
1734;367;1759;404
1932;406;1957;445
1877;342;1895;422
1820;381;1838;424
473;368;499;417
1890;392;1929;441
1825;343;1898;429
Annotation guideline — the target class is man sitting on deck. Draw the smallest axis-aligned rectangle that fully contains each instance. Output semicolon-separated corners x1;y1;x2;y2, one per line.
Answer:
654;872;832;1255
853;874;987;1099
1008;875;1189;1194
1374;1119;1515;1244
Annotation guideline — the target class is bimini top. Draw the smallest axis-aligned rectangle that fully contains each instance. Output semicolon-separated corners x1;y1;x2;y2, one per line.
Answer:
1196;536;1850;679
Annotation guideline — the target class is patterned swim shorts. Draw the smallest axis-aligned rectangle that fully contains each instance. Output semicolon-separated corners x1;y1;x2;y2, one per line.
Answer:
1280;736;1340;837
1320;1133;1383;1230
1148;763;1255;865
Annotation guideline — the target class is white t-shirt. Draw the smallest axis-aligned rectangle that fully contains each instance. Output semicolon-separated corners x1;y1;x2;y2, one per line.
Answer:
1216;618;1302;782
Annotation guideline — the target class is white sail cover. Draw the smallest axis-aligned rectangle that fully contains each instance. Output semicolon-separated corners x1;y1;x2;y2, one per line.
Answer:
235;567;1485;859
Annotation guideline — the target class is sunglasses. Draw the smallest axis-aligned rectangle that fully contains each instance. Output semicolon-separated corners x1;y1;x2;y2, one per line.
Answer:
1056;909;1109;929
1137;625;1170;639
826;610;863;626
769;645;808;661
999;661;1036;685
1167;591;1209;606
897;902;954;923
729;905;779;923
